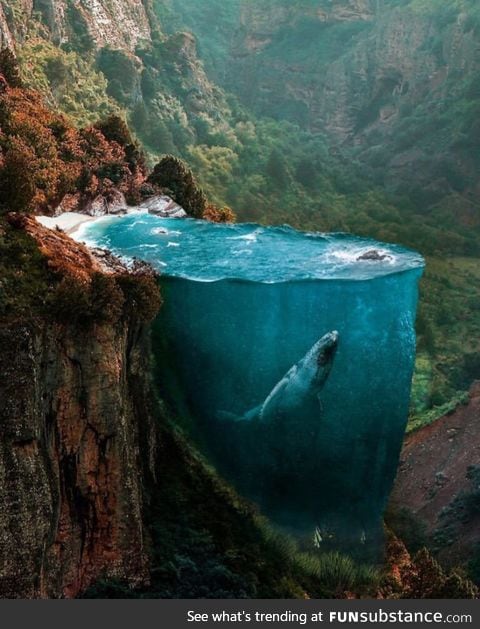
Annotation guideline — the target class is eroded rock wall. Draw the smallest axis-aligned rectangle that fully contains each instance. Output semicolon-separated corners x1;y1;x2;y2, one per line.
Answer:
1;0;153;50
0;219;158;598
0;317;157;598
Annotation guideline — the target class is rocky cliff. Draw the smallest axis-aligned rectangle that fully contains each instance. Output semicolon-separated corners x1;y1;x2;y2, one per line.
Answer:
0;0;152;50
169;0;480;222
0;216;157;597
228;0;473;138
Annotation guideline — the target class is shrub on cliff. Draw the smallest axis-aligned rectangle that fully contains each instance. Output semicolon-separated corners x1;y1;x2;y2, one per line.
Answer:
48;273;125;327
147;155;207;218
97;48;138;106
94;114;147;202
203;204;236;223
0;48;22;88
117;270;162;323
48;267;161;327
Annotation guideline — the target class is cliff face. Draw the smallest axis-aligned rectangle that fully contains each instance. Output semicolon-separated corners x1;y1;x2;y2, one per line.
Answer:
166;0;480;221
0;0;152;50
228;0;471;138
0;218;156;598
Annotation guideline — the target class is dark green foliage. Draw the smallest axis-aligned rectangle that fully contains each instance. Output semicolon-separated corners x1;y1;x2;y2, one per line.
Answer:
140;68;157;100
95;114;134;148
145;119;177;154
148;155;207;217
0;48;22;88
49;277;96;326
63;2;95;53
0;138;37;212
94;114;147;176
48;273;127;327
117;270;163;323
0;218;51;319
295;158;319;189
97;48;138;105
385;506;429;555
265;149;290;188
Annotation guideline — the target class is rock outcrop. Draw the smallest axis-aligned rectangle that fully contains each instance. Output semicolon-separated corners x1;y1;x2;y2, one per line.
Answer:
0;1;152;50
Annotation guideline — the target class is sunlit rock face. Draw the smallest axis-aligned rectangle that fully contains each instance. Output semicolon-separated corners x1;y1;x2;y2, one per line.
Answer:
78;214;424;551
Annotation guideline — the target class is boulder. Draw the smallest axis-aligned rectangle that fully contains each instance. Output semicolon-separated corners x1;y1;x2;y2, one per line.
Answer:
139;195;187;218
54;189;128;217
357;249;392;262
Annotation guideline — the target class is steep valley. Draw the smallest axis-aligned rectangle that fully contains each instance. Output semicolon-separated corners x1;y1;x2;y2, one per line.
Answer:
0;0;479;597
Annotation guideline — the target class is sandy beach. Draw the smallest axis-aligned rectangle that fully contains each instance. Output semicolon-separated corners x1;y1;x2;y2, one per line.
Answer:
35;212;101;236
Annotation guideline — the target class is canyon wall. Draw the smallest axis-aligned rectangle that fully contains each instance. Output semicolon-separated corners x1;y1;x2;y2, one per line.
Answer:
0;0;152;49
0;219;157;597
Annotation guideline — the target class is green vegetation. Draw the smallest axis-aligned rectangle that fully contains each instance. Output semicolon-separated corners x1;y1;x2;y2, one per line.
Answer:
409;257;480;430
17;37;118;126
148;155;207;217
0;217;51;319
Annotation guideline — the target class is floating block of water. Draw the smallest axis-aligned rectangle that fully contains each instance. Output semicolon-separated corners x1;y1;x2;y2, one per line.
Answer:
78;215;424;551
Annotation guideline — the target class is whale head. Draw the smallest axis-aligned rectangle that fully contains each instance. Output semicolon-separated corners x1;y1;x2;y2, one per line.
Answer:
317;330;339;368
311;330;339;387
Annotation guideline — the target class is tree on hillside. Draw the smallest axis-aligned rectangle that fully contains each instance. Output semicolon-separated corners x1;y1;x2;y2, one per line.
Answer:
95;114;146;178
147;155;207;218
0;48;22;88
95;114;133;148
266;148;289;188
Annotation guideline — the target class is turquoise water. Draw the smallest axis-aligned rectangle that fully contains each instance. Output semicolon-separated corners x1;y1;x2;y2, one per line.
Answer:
78;213;424;282
78;213;425;552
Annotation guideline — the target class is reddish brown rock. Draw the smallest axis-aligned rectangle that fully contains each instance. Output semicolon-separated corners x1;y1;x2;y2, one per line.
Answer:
390;382;480;568
0;218;158;598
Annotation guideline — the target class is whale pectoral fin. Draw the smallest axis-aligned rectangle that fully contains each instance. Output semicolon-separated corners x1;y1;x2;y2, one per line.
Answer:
258;375;291;423
216;405;260;423
216;410;244;423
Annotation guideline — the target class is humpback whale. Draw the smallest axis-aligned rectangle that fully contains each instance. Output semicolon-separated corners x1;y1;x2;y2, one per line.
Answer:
217;330;339;424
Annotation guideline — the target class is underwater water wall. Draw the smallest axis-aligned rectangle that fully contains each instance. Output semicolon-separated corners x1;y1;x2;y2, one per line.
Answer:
78;215;424;552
